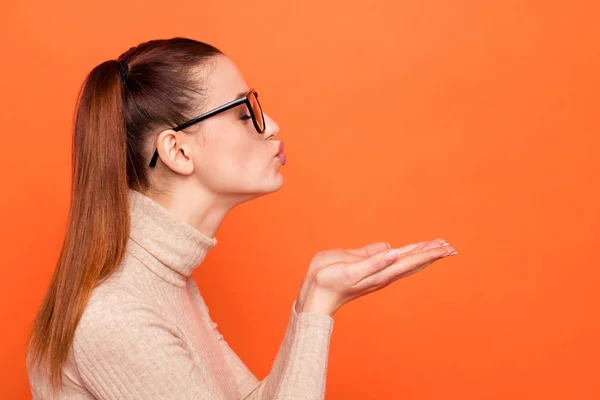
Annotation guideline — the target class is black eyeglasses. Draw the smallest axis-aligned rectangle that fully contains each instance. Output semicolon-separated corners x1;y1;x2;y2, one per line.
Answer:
149;88;266;167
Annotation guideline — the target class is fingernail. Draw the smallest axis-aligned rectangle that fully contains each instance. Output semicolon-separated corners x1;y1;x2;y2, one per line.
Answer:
385;249;400;260
386;242;391;249
441;245;456;256
444;250;458;256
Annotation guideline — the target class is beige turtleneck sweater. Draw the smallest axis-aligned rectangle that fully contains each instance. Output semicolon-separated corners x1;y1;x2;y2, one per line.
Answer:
27;188;335;399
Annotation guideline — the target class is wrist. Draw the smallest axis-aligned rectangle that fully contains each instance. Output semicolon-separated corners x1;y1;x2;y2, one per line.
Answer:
300;283;338;317
295;277;310;314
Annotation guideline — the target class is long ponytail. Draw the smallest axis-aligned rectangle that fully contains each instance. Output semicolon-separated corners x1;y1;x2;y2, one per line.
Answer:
26;38;223;396
26;60;130;396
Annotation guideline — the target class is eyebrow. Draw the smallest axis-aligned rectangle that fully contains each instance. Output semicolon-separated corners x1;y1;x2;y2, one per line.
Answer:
236;90;249;99
212;90;249;112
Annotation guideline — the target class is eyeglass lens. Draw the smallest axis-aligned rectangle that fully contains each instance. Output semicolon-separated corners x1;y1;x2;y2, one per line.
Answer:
248;92;265;132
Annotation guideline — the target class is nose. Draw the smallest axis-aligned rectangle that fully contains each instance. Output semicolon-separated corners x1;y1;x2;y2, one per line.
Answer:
262;112;279;140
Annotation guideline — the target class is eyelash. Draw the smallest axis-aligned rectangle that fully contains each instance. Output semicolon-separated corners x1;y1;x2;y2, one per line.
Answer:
240;115;252;121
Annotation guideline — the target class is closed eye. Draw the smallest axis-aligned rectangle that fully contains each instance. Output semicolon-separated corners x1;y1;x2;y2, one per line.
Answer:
240;115;252;121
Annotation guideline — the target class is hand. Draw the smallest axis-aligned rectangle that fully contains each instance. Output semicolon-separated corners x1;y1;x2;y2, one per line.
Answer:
295;241;392;313
301;238;457;317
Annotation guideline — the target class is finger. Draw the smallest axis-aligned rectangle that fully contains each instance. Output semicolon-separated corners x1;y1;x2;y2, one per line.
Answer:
400;238;449;255
351;245;453;289
347;238;447;259
346;241;390;258
389;259;437;283
395;241;429;255
394;243;455;277
344;239;449;283
379;238;449;259
345;246;408;284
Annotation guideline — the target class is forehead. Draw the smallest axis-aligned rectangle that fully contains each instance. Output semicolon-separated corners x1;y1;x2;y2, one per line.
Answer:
203;55;249;107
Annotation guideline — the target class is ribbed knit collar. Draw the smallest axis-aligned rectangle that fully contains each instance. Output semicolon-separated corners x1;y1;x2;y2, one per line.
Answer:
125;188;217;287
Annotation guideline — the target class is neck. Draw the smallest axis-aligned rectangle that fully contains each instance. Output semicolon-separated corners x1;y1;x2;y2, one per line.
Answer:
127;188;218;286
141;183;244;238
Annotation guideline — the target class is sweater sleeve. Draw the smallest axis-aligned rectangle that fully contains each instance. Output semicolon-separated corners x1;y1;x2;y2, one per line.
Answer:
245;302;335;400
72;298;226;400
188;280;335;400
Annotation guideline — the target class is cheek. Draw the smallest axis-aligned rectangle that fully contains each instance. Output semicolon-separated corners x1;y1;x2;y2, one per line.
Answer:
195;139;270;190
225;130;271;169
230;143;272;175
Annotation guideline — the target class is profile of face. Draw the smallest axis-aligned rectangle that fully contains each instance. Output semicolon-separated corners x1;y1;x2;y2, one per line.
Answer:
152;54;283;208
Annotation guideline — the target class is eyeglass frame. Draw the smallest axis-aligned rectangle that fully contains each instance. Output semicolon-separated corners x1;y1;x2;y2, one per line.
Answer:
149;88;265;167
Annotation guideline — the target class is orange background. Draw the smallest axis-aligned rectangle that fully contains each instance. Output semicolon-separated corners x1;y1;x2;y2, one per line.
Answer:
1;0;599;398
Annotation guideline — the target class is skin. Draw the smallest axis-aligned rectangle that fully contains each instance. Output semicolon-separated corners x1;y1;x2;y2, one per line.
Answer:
145;54;283;237
142;54;458;317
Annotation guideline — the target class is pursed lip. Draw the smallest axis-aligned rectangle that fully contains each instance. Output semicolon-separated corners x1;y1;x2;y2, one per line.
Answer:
275;141;284;156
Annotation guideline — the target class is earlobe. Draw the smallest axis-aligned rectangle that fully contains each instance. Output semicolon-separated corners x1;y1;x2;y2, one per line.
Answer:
175;145;195;175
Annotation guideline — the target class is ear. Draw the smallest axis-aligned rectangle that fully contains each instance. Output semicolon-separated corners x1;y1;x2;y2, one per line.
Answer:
155;129;195;175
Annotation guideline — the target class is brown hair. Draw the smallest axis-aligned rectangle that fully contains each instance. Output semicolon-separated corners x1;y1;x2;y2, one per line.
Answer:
25;37;223;396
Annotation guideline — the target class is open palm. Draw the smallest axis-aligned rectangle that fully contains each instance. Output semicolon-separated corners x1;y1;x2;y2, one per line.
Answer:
301;238;456;316
297;238;450;312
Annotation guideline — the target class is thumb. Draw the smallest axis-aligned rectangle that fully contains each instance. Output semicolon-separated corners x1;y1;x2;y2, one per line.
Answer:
346;247;403;284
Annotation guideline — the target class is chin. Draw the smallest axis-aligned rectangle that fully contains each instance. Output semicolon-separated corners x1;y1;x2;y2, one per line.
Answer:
263;172;285;193
238;174;284;202
259;174;284;195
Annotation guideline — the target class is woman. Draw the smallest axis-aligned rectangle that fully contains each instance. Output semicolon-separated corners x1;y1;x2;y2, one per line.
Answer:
26;37;457;399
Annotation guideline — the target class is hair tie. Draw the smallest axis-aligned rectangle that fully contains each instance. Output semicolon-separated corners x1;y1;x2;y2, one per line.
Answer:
118;60;129;83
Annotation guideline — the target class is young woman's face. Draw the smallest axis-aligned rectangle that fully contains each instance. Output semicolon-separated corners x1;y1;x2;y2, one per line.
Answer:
161;54;284;203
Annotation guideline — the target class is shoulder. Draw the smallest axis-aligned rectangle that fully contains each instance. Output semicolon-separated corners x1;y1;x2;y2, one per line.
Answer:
73;287;181;357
